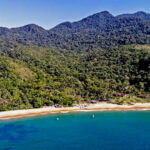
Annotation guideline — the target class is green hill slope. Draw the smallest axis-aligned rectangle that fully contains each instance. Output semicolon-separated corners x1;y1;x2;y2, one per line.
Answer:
0;45;149;111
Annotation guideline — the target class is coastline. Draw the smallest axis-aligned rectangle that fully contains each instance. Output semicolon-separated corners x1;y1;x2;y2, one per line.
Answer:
1;102;150;120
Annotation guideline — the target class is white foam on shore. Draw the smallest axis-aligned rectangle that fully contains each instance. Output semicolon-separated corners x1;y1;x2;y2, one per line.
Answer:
76;110;96;112
60;111;70;113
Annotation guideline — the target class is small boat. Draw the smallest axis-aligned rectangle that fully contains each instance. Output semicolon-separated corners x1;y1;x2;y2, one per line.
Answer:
56;117;59;120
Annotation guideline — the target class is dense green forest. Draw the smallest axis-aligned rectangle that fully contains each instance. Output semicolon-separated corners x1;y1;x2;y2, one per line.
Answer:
0;11;150;111
1;11;150;52
0;44;149;111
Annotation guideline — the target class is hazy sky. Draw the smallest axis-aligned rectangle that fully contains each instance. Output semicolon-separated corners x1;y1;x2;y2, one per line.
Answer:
0;0;149;29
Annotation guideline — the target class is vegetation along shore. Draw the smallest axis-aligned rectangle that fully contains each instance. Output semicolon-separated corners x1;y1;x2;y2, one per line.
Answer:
0;11;149;112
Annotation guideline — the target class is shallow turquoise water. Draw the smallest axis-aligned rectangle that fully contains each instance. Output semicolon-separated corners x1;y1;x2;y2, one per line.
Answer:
0;111;150;150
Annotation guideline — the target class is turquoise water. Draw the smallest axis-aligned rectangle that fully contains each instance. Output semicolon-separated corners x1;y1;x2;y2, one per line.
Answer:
0;111;150;150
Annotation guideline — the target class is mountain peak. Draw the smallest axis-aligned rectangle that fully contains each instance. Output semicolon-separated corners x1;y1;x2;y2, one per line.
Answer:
134;11;150;20
98;11;112;15
117;11;150;21
21;24;46;30
92;11;113;18
11;24;47;33
1;10;150;51
80;11;114;24
135;11;147;15
55;22;72;28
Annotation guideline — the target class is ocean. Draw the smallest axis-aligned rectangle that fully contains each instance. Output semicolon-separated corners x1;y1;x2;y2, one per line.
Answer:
0;111;150;150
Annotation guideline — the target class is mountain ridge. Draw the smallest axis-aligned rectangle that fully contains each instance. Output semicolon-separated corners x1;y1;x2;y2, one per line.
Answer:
0;11;150;51
0;11;150;30
117;11;150;21
0;11;149;111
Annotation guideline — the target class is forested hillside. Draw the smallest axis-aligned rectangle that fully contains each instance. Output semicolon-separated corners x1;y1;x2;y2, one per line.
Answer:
1;11;150;52
0;11;150;111
0;45;149;111
49;11;150;51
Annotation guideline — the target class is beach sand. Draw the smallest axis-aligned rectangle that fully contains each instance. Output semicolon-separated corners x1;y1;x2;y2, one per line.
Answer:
1;102;150;120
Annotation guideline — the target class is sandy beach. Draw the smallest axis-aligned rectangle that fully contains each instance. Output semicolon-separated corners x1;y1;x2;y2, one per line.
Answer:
1;102;150;120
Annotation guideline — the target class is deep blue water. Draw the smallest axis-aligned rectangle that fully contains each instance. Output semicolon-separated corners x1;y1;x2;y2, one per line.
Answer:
0;111;150;150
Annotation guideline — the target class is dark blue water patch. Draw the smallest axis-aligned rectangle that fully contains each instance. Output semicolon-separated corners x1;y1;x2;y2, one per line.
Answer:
0;123;37;140
2;148;13;150
0;121;37;150
0;111;150;150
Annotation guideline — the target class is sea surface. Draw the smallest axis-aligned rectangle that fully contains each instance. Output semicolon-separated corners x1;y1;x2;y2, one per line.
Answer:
0;111;150;150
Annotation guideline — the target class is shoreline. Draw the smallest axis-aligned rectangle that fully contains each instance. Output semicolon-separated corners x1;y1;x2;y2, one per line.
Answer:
1;102;150;120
